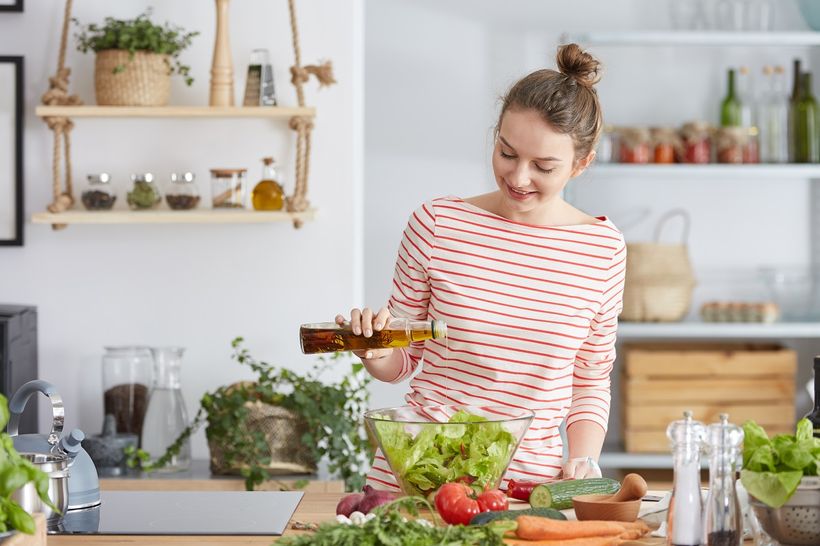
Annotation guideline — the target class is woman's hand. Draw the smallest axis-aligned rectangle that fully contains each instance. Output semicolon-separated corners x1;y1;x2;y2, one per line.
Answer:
335;307;394;360
561;457;602;479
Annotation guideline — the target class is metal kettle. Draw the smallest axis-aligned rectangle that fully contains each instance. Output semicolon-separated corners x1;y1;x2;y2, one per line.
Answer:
7;380;101;511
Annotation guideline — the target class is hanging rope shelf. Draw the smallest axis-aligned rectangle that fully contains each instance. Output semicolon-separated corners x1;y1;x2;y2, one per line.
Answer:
39;0;335;230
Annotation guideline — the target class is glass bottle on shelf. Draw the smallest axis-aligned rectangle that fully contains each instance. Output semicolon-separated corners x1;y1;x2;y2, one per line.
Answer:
805;355;820;438
667;410;706;546
703;414;744;546
759;66;789;163
102;346;153;443
164;172;201;210
720;69;742;128
251;157;285;211
299;318;448;354
140;347;191;471
81;173;116;211
790;72;819;163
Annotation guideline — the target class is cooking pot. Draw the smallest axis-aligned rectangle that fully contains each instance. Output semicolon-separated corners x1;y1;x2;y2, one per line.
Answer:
11;453;69;522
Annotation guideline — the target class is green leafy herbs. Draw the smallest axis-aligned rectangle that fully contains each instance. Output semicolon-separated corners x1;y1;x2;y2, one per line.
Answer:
127;337;371;492
740;418;820;508
74;10;199;85
375;410;516;497
0;394;57;534
278;496;511;546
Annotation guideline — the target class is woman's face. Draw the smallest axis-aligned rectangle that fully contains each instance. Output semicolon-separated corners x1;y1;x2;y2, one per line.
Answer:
492;108;593;219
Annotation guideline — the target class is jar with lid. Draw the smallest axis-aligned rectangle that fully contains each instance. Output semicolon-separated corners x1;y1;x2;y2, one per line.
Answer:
210;168;248;208
102;346;153;442
81;173;117;211
650;127;681;164
618;127;651;163
595;125;618;163
251;157;285;211
127;173;161;210
165;172;201;210
715;127;746;164
679;122;712;164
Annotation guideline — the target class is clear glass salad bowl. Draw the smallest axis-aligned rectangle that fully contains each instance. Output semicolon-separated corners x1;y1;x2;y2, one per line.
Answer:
364;405;534;498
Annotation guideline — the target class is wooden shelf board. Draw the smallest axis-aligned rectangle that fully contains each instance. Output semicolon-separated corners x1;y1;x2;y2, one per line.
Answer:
588;164;820;179
35;105;315;119
31;209;316;225
618;321;820;339
573;31;820;47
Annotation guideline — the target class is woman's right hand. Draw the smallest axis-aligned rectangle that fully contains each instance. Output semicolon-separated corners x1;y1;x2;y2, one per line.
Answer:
335;307;394;360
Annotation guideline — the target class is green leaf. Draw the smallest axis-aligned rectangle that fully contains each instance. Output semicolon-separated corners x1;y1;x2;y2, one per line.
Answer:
741;468;804;508
0;395;9;430
6;502;34;535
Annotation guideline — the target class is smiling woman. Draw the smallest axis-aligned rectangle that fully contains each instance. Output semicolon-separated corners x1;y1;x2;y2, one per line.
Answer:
0;56;23;246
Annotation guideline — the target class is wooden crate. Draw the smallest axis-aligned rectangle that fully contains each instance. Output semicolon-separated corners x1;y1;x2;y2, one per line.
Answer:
623;343;796;453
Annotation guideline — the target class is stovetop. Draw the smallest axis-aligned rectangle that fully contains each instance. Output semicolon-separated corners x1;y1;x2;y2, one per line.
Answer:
51;491;304;535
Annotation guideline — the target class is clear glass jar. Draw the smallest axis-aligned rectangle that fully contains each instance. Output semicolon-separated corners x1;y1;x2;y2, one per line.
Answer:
716;127;746;164
127;173;161;210
102;346;153;441
165;172;201;210
595;125;618;163
81;173;117;211
210;168;248;209
618;127;651;164
141;347;191;472
680;122;713;164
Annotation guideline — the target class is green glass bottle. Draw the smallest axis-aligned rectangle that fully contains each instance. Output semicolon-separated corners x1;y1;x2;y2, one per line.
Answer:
721;69;742;127
790;72;819;163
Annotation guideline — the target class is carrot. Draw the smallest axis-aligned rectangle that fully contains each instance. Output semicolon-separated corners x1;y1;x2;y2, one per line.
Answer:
618;520;651;540
504;537;620;546
515;516;627;540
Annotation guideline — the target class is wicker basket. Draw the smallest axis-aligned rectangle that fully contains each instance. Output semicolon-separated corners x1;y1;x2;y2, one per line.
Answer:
208;399;317;476
94;50;171;106
621;210;696;322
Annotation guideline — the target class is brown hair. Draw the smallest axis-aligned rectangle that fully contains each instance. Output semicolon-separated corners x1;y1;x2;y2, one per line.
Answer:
496;43;603;161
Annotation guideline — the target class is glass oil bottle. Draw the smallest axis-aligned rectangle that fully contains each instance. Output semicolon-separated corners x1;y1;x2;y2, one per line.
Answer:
251;156;285;211
299;318;447;354
667;410;706;546
703;414;744;546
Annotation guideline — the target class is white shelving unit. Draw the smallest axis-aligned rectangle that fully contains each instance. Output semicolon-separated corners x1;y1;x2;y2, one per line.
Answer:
619;321;820;340
572;31;820;47
588;164;820;179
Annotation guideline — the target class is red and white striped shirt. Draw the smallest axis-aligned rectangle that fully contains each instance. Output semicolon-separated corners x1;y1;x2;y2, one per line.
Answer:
367;196;626;491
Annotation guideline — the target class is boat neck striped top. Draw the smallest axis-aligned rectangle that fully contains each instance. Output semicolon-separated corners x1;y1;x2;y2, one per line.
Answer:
367;196;626;491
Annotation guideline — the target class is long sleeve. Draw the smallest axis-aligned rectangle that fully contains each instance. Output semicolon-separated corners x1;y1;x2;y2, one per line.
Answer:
386;202;437;383
566;237;626;433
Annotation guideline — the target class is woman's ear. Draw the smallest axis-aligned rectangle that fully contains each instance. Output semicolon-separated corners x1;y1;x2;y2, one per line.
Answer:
571;150;596;178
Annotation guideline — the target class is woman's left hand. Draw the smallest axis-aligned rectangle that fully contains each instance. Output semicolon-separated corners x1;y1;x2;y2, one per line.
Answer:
561;456;602;479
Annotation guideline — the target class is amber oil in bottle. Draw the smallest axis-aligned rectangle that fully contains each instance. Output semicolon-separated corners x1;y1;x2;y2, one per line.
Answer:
299;318;447;354
252;156;285;211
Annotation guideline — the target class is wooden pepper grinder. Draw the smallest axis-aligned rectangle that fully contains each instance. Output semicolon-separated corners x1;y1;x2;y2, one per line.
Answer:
210;0;234;106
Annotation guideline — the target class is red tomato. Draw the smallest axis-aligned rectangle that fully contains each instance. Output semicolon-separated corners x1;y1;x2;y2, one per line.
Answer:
477;489;509;512
434;482;508;525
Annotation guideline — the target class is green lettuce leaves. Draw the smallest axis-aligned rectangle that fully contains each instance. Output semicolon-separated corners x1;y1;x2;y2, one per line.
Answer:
375;410;517;496
740;418;820;508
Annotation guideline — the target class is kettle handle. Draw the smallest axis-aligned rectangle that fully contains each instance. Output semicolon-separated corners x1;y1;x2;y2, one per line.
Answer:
7;380;64;446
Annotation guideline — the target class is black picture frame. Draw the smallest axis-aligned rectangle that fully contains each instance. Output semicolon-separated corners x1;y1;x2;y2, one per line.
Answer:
0;56;23;246
0;0;22;13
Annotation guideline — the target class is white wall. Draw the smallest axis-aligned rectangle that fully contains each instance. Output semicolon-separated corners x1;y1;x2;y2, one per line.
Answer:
0;0;364;459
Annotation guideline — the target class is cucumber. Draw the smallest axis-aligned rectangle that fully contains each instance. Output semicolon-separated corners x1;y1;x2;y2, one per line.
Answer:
528;478;620;510
469;507;567;526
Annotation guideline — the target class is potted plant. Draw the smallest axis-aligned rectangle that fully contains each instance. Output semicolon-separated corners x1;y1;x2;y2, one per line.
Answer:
128;337;372;491
0;394;56;542
74;10;198;106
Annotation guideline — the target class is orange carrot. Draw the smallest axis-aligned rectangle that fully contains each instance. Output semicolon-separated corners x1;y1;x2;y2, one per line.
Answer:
504;537;620;546
515;516;627;540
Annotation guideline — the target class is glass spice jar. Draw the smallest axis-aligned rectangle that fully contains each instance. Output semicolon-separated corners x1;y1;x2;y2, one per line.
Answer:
210;168;248;209
165;172;201;210
650;127;680;164
679;121;713;164
618;127;651;163
595;124;618;163
715;127;746;164
127;173;161;210
81;173;116;211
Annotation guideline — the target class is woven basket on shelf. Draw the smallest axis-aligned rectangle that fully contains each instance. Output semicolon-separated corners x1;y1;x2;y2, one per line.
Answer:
621;209;696;322
94;50;171;106
208;398;317;477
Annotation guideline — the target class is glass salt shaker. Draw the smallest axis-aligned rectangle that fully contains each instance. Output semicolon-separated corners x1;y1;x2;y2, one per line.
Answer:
703;414;744;546
667;410;706;546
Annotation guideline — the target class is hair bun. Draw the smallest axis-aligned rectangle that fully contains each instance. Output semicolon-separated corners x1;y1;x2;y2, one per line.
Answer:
556;43;601;89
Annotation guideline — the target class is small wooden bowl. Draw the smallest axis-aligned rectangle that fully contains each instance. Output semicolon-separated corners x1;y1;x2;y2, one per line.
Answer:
572;494;641;522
